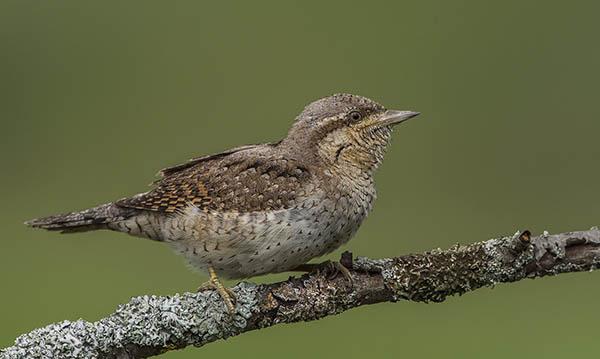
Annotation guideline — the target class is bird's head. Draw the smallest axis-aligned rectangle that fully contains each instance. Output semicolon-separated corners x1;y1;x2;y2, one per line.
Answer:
283;93;419;174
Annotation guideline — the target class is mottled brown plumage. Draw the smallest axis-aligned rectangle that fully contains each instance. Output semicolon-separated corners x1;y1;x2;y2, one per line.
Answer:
26;93;419;313
116;144;311;213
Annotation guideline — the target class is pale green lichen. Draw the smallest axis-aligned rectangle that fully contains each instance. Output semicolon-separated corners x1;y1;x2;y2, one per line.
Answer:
1;282;261;359
482;232;534;283
4;229;600;358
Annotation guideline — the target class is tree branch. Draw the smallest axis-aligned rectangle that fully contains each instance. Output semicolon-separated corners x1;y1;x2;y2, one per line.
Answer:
2;227;600;359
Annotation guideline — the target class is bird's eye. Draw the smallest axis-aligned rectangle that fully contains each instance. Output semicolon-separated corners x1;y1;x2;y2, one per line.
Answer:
349;111;362;121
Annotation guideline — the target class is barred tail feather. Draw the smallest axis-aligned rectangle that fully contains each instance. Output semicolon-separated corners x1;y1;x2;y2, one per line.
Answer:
25;203;132;233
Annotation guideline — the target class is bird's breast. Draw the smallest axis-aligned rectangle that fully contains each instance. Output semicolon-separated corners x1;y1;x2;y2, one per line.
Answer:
163;182;376;279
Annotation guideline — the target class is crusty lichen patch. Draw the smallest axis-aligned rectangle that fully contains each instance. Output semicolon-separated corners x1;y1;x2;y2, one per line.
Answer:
1;282;261;359
3;228;600;358
482;232;535;283
381;244;497;302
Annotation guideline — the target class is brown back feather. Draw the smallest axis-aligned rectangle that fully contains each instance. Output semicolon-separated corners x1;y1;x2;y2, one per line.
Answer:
116;143;311;213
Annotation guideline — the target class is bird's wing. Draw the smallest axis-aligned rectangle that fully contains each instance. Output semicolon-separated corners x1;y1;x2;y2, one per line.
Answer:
115;144;311;213
157;144;264;178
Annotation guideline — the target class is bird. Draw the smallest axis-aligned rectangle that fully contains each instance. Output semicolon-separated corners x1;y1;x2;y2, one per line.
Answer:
26;93;419;313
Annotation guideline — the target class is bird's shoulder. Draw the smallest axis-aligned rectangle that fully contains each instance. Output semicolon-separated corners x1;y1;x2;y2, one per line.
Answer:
116;143;316;213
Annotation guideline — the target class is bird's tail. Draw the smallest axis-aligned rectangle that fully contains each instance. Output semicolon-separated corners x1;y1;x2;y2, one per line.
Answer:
25;203;133;233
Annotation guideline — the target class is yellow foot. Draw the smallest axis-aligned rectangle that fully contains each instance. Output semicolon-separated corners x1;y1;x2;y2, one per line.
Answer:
197;267;236;314
293;260;354;287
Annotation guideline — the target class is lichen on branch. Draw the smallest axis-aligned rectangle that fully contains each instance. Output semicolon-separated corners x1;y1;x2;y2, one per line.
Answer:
2;227;599;359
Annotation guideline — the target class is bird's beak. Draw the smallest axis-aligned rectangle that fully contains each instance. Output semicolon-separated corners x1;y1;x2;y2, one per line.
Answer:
377;110;420;127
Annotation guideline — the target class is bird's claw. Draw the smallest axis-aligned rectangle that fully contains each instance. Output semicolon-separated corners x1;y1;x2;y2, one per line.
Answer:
295;260;354;287
324;260;354;286
198;267;236;314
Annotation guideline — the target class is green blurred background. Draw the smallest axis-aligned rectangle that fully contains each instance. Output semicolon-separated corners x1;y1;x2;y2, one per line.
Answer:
1;1;599;357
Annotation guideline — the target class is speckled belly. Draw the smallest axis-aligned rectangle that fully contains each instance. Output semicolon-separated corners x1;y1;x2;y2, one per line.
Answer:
163;193;372;279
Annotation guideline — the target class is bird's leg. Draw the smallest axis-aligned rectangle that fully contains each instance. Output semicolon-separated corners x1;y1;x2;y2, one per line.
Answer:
293;260;353;286
197;266;236;314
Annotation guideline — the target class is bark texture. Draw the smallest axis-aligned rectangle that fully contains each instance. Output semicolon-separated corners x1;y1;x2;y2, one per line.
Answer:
2;227;600;359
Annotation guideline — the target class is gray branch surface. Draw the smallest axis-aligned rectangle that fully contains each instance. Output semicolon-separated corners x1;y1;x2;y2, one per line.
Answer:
3;228;600;359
